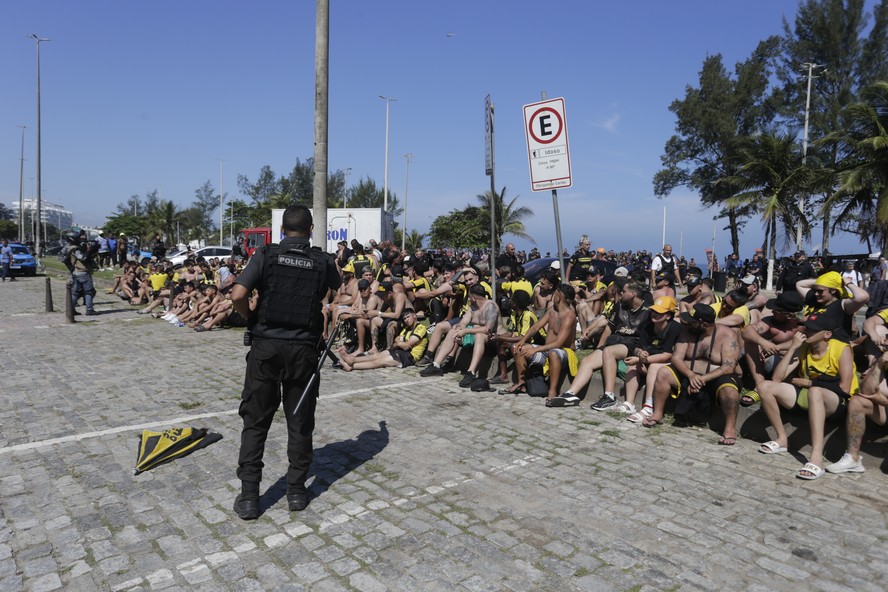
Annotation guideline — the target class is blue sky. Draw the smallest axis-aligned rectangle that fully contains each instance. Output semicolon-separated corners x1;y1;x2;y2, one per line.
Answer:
0;0;878;259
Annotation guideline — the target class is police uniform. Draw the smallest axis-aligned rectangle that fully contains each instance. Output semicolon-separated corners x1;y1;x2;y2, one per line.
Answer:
63;236;97;315
234;235;340;509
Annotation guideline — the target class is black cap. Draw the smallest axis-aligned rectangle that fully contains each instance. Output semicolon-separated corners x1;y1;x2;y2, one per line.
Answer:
766;291;804;313
681;303;716;324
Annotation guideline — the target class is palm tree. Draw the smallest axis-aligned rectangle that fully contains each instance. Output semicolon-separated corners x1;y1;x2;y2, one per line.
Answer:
721;130;821;286
146;200;180;247
827;81;888;252
475;186;534;250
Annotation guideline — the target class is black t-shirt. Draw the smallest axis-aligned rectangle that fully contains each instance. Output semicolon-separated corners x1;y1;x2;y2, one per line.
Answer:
804;293;852;343
636;319;682;356
568;250;594;281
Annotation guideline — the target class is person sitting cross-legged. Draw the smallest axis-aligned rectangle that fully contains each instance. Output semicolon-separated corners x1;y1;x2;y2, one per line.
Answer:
755;312;859;480
337;308;428;371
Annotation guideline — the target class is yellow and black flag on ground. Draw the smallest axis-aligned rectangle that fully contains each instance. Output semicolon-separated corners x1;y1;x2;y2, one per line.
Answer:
133;427;222;475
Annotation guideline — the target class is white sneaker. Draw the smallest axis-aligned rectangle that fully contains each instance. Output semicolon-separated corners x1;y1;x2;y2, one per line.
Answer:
168;316;179;324
825;453;864;474
161;313;173;320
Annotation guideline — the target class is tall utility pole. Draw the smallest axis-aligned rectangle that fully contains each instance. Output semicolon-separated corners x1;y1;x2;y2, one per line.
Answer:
402;153;413;252
796;62;825;251
29;34;49;255
17;125;26;242
379;96;396;215
312;0;330;247
343;167;352;208
218;159;224;245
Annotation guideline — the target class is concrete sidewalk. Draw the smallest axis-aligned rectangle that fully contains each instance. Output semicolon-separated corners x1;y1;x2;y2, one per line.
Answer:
1;275;886;591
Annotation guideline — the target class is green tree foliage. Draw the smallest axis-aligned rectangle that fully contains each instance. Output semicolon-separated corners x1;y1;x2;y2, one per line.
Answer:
722;130;826;262
826;81;888;250
192;180;219;242
0;220;18;239
428;206;487;249
777;0;888;251
475;186;534;250
654;39;781;255
347;177;403;223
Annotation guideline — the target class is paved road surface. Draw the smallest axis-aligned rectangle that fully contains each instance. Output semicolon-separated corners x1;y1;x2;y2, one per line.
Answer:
0;275;885;591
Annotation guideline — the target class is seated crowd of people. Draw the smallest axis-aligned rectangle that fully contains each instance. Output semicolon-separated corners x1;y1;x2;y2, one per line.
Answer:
114;254;250;332
323;239;888;482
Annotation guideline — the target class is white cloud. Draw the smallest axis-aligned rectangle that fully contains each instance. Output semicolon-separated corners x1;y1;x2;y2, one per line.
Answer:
593;113;621;133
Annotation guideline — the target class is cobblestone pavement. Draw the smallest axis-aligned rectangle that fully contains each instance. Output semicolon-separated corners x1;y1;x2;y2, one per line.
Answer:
1;275;886;591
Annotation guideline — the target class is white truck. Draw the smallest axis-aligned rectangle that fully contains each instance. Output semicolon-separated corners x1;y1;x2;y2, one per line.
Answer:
270;207;394;252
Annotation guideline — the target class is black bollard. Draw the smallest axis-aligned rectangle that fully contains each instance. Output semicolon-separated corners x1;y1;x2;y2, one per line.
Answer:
45;277;54;313
65;282;74;323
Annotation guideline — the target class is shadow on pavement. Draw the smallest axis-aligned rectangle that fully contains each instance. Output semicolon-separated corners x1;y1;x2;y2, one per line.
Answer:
261;420;390;511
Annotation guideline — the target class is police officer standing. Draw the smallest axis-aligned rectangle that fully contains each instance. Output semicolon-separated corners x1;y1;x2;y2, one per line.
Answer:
63;230;97;315
230;206;341;520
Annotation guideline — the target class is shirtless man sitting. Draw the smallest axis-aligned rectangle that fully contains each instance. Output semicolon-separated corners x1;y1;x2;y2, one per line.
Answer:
679;275;716;315
338;279;383;354
643;303;743;446
503;284;578;406
323;263;358;338
740;290;804;406
367;281;408;354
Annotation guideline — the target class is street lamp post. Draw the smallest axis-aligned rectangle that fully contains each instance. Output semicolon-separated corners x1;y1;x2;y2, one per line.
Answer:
796;62;825;251
218;159;224;245
343;167;352;208
402;153;413;252
379;96;396;215
29;34;49;255
17;125;26;242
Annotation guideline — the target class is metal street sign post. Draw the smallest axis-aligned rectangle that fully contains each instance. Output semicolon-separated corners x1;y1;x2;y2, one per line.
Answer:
484;95;496;307
524;96;571;284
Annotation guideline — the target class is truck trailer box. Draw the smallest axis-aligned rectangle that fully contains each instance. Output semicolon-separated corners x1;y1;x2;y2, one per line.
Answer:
270;208;393;252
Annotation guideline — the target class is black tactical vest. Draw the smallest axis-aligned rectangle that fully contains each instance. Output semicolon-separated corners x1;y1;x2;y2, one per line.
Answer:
257;243;327;331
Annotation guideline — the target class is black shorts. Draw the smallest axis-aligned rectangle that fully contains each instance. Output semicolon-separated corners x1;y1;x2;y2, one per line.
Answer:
388;348;415;368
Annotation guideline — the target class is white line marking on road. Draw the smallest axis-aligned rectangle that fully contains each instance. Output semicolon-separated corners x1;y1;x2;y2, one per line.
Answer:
0;379;428;455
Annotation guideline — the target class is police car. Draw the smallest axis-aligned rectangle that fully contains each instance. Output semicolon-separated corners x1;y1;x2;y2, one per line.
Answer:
7;243;38;276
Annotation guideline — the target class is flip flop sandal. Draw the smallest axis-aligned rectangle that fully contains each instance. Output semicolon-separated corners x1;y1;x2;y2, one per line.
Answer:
642;418;664;428
797;462;824;480
740;390;761;407
545;397;565;407
498;384;526;395
718;435;737;446
759;441;787;454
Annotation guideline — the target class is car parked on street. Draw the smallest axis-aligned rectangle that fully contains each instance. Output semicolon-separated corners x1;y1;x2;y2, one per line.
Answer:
7;243;38;276
168;246;232;266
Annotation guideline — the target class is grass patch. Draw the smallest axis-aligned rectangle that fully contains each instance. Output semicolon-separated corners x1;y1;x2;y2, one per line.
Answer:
573;567;591;577
178;401;202;410
600;429;621;439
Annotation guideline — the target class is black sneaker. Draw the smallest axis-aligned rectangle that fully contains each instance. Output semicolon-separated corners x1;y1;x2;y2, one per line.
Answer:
416;353;434;367
458;372;476;388
440;357;455;373
233;494;260;520
420;364;444;377
590;395;617;411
